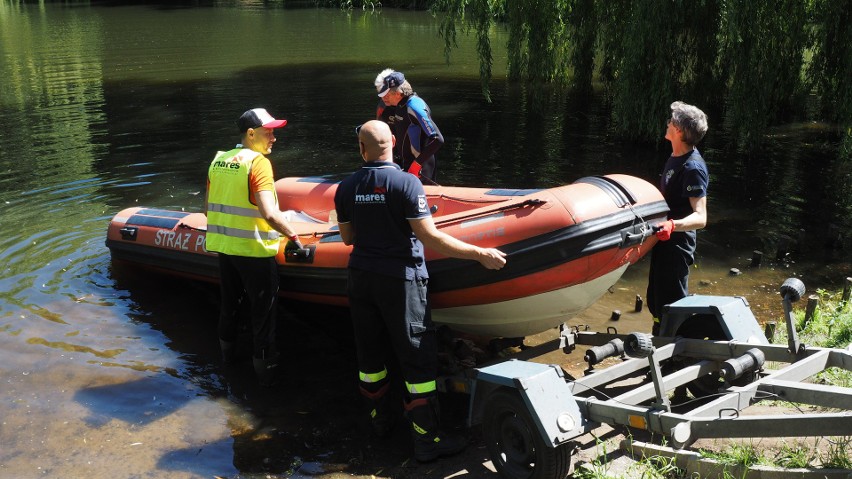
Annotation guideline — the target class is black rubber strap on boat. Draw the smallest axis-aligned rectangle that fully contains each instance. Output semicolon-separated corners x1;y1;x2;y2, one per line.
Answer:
178;223;206;232
127;209;191;229
574;176;638;207
136;208;192;219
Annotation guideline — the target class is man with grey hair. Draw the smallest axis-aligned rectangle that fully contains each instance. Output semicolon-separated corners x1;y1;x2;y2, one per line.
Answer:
647;101;709;335
374;68;396;95
374;68;443;183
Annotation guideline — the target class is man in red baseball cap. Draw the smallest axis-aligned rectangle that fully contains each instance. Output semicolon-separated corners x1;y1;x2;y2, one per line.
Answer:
206;108;301;386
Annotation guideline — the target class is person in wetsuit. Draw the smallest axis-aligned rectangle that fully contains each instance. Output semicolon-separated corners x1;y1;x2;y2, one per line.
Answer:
374;69;443;184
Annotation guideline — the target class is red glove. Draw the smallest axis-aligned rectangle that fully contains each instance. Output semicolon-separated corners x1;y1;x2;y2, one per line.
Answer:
655;219;675;241
407;160;422;177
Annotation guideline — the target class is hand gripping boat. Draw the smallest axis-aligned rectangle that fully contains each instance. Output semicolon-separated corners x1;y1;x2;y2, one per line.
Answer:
105;175;668;338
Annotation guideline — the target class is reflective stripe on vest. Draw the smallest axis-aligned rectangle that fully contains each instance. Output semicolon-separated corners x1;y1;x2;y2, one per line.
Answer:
206;148;280;257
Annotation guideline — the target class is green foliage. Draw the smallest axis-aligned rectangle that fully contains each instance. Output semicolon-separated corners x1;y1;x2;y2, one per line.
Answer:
434;0;501;101
718;0;810;149
822;437;852;469
567;0;595;93
509;0;572;86
826;128;852;229
434;0;845;150
599;0;722;142
796;288;852;349
700;442;764;467
575;438;687;479
807;0;852;127
334;0;382;10
634;453;682;479
322;0;432;9
784;287;852;387
437;0;574;101
774;441;817;468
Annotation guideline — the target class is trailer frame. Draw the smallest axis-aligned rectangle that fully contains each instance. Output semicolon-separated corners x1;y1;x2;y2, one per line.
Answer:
447;278;852;479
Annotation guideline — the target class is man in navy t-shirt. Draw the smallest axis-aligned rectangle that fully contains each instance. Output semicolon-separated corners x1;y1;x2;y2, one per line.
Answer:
334;120;505;462
647;101;710;335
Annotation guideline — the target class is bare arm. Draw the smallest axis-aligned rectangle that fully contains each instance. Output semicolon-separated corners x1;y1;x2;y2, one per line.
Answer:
409;217;506;270
672;196;708;232
338;222;354;246
255;189;299;239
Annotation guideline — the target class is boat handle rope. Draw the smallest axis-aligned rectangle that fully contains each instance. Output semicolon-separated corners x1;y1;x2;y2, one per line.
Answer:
432;197;546;226
175;199;546;238
620;202;655;246
302;197;548;238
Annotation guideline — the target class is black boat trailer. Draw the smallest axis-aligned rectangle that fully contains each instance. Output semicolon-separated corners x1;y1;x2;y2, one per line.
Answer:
439;278;852;479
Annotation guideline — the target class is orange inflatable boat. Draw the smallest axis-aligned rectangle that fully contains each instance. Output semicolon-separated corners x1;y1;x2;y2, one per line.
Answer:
106;175;668;337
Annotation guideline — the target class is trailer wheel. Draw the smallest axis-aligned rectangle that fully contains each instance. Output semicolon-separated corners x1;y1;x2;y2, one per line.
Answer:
779;278;805;302
624;332;654;358
483;388;573;479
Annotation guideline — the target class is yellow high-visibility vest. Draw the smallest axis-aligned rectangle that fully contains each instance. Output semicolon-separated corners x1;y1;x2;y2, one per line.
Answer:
206;148;280;257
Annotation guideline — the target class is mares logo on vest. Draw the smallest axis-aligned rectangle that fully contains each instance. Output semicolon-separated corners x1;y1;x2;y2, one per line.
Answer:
211;158;242;171
355;186;387;204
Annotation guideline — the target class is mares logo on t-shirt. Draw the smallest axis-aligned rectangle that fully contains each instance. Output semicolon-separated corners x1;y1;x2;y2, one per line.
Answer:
417;195;428;214
355;186;387;204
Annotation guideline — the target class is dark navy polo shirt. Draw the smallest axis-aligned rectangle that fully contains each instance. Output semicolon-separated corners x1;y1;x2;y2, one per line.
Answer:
660;149;709;220
334;161;431;280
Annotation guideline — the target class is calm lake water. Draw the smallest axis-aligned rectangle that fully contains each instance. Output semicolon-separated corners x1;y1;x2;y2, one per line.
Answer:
0;2;849;478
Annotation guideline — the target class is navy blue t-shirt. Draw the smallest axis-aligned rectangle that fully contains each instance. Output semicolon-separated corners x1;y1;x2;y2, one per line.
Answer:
334;161;431;280
660;149;709;220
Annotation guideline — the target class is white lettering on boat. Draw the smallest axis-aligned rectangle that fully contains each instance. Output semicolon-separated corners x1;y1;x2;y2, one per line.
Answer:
154;230;193;251
196;235;206;252
459;226;506;243
153;229;208;252
459;213;504;228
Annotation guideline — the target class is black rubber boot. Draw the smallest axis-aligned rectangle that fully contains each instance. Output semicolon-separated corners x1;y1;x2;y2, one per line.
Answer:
360;382;394;438
252;352;279;387
404;396;467;462
220;339;236;365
